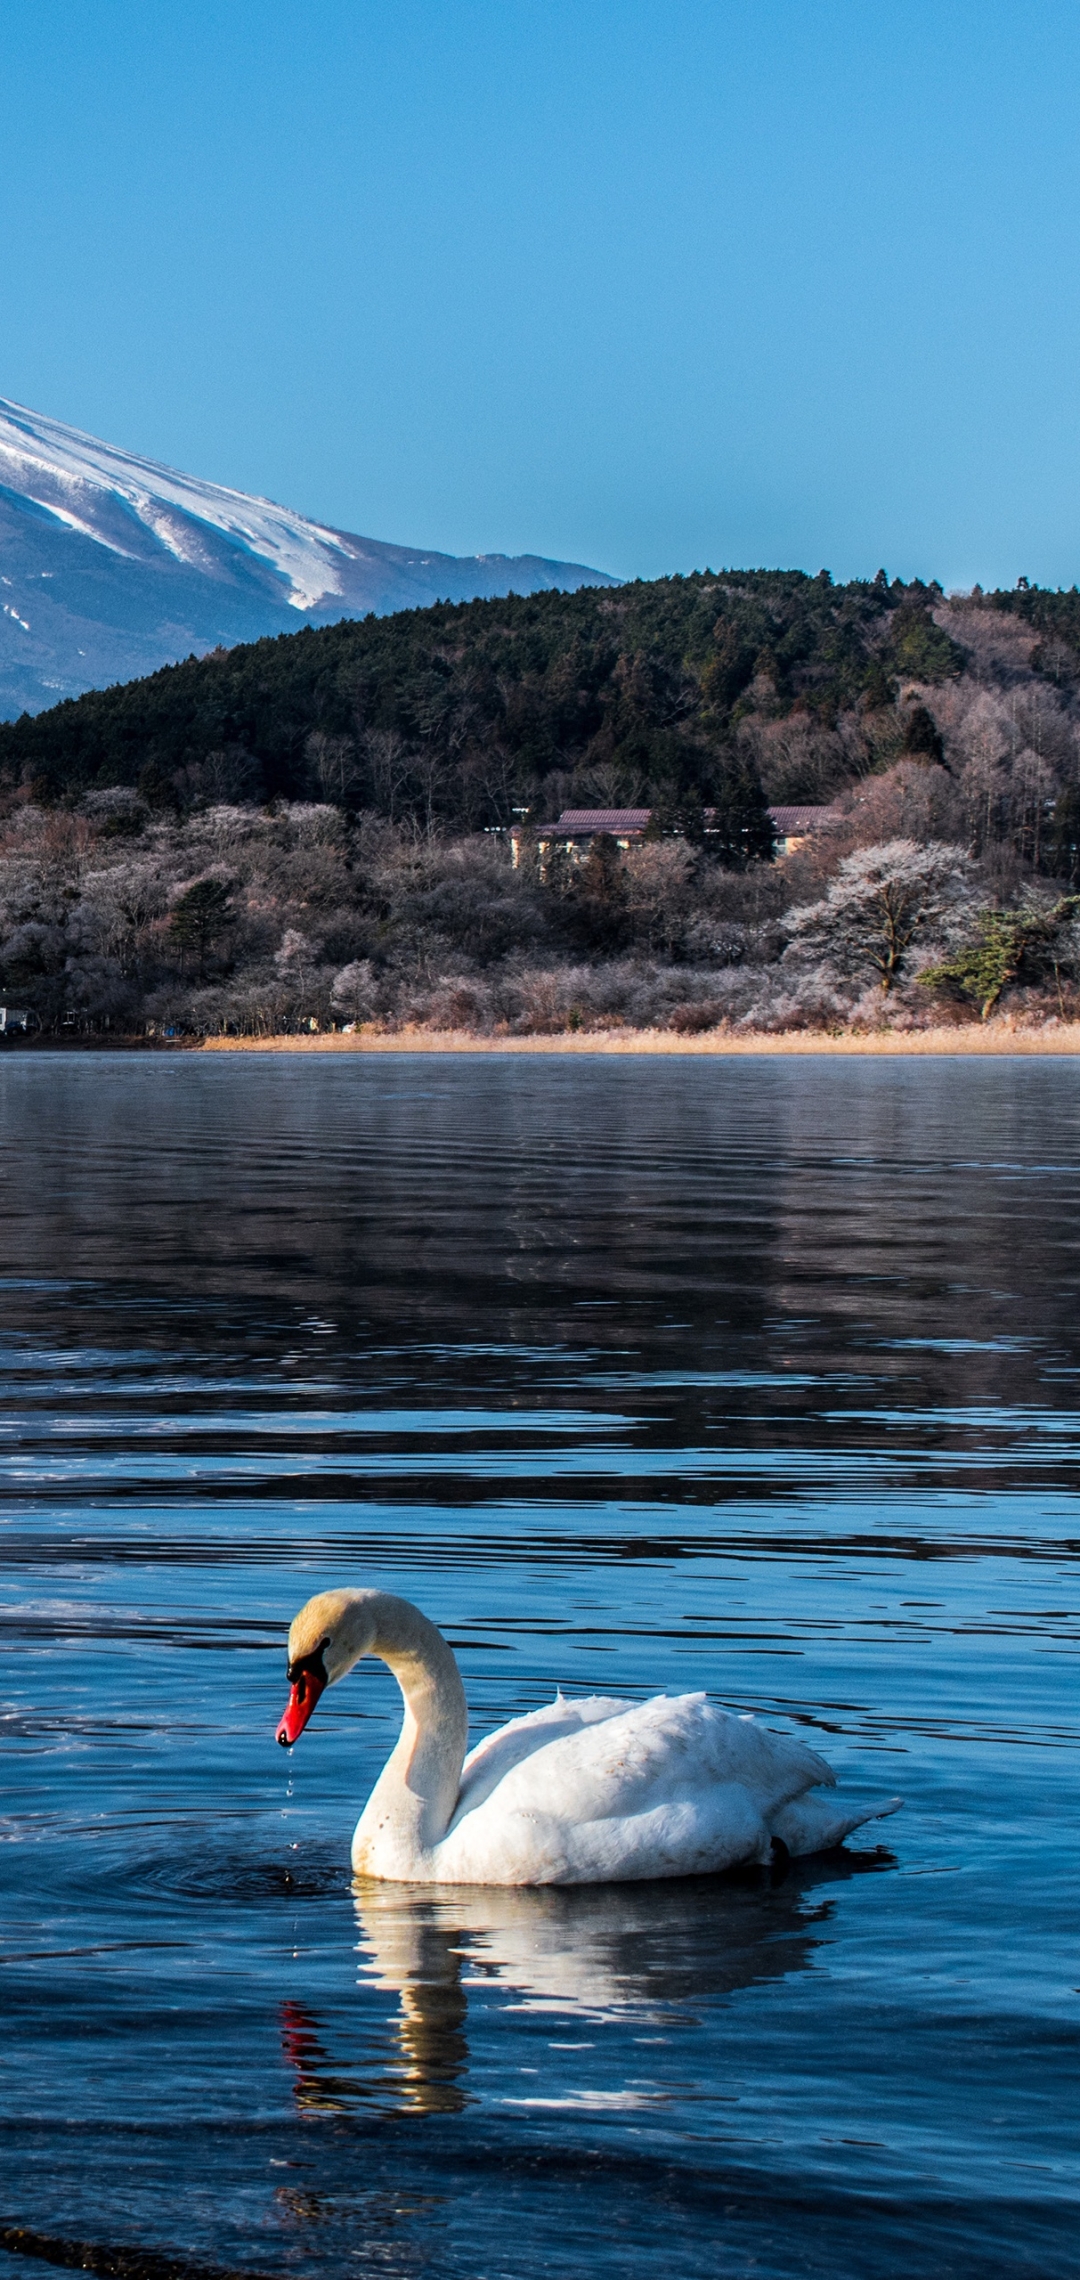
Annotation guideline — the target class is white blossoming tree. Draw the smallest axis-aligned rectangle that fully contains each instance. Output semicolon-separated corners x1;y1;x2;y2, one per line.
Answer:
784;839;974;992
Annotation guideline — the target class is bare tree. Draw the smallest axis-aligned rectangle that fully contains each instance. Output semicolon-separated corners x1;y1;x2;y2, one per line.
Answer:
622;840;696;956
305;732;359;804
274;927;314;1006
840;761;962;849
364;729;415;821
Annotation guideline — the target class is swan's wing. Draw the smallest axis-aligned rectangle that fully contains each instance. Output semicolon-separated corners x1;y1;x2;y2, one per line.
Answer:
457;1693;640;1820
454;1693;833;1839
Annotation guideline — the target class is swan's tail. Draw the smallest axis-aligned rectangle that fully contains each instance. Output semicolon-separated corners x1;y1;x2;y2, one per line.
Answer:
768;1793;902;1859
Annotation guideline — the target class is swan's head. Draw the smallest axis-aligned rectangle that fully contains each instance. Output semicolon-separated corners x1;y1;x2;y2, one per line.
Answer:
276;1589;378;1748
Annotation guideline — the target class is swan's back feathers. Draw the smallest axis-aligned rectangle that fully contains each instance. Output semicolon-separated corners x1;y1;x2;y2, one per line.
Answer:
439;1692;839;1883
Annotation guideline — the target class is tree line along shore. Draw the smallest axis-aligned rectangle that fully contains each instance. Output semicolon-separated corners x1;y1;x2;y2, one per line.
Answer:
1;569;1079;1044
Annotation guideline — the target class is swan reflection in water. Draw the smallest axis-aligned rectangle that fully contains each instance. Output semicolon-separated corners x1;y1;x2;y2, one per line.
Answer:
280;1848;893;2119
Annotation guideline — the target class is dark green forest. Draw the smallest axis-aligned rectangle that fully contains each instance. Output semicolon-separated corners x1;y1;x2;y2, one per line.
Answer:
0;568;970;857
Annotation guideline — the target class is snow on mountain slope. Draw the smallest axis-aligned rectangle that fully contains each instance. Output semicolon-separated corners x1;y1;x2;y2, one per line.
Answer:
0;398;617;718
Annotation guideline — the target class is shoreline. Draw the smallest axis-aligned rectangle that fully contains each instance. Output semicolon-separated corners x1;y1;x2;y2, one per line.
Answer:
198;1021;1080;1057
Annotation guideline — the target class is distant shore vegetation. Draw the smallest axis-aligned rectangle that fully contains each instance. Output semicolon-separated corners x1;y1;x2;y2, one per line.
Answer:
1;570;1080;1041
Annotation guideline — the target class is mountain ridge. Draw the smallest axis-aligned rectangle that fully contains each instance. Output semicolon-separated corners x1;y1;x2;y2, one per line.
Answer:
0;395;617;718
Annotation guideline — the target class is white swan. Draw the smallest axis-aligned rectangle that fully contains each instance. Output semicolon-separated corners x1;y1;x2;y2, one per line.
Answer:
276;1588;900;1886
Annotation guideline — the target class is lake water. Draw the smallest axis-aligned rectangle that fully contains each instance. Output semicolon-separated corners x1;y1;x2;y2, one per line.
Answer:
1;1051;1078;2280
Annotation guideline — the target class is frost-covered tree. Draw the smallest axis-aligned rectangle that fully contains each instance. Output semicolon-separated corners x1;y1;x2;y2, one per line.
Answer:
785;839;973;991
330;960;378;1023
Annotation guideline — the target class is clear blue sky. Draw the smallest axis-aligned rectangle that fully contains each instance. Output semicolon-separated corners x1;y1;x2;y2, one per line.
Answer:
4;1;1080;589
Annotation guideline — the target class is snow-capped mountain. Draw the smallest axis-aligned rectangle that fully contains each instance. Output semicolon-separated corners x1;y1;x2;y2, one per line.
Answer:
0;397;617;718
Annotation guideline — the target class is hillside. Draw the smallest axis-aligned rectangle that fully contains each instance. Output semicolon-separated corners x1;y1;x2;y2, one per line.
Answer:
0;396;616;718
2;570;1080;1043
0;566;966;832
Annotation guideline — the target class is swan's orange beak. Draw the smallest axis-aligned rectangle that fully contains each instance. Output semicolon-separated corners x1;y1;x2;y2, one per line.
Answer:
276;1653;328;1747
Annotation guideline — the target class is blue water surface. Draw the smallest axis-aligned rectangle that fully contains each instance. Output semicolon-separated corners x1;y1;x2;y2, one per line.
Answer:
1;1051;1078;2280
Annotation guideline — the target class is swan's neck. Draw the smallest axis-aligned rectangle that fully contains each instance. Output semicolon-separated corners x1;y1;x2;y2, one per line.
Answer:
350;1593;468;1874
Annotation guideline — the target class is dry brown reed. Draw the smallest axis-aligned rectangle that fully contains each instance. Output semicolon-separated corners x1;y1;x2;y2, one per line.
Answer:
200;1021;1080;1058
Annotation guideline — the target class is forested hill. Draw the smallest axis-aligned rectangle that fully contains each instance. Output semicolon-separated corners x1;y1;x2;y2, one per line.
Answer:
0;568;971;840
2;570;1079;1044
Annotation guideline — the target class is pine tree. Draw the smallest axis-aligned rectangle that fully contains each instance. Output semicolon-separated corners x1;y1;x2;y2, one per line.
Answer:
170;878;233;979
920;897;1080;1020
706;759;776;869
